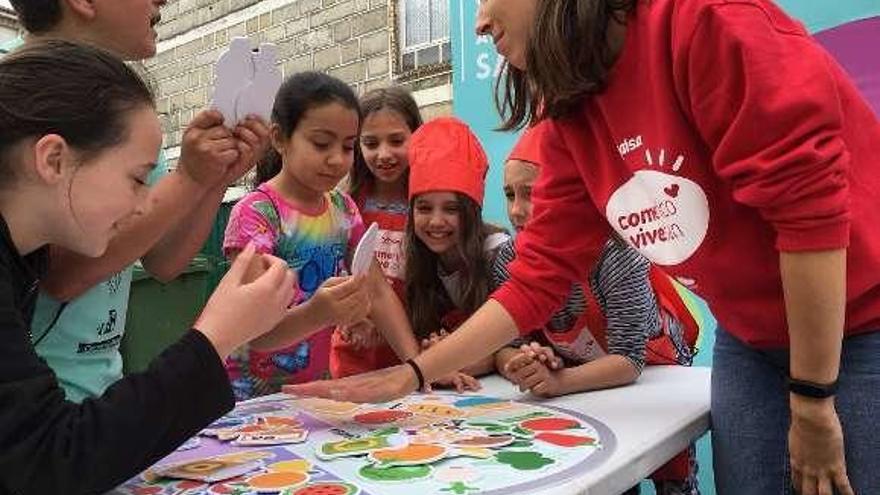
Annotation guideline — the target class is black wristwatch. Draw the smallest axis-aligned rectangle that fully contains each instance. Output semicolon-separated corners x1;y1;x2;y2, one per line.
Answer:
787;376;838;399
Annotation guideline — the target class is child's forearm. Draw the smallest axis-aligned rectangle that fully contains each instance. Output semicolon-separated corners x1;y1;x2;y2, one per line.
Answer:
248;303;320;351
462;355;496;377
369;263;420;361
556;355;640;395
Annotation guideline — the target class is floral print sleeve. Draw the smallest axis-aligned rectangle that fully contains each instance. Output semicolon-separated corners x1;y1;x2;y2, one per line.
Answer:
223;189;281;257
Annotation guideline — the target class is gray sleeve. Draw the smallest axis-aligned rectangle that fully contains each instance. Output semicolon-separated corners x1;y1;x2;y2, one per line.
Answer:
589;239;658;373
491;240;536;348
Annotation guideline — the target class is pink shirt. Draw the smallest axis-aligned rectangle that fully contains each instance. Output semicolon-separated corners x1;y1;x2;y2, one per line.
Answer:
222;184;365;399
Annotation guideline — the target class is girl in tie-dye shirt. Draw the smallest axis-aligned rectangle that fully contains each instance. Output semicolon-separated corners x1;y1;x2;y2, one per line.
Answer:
223;72;420;400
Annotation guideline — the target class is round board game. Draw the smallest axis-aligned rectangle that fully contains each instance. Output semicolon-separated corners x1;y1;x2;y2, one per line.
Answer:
113;392;616;495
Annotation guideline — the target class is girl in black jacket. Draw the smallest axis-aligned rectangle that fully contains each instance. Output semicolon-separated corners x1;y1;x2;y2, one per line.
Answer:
0;41;300;494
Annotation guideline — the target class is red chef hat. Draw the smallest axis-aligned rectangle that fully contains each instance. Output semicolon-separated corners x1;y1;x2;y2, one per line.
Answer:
408;117;489;206
506;122;546;166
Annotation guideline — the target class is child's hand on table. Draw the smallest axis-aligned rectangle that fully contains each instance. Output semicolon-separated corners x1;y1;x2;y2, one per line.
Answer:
504;349;567;398
528;368;567;398
431;372;482;393
518;342;563;370
339;318;385;349
417;330;481;392
420;329;450;350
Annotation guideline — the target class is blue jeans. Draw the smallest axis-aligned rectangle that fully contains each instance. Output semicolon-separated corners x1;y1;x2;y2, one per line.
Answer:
711;327;880;494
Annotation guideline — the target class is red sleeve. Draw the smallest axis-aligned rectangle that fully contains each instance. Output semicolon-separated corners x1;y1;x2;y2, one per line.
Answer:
674;1;850;251
491;121;609;335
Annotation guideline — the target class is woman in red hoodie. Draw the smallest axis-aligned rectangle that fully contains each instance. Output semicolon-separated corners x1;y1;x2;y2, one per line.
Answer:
288;1;880;494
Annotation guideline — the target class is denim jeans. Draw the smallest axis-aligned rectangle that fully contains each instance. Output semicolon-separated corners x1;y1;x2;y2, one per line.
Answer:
711;327;880;494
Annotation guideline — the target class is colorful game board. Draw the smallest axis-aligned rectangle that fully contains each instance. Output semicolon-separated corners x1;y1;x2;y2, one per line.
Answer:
112;392;615;495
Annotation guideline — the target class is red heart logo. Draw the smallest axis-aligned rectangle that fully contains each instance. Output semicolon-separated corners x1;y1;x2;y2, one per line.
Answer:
664;184;680;198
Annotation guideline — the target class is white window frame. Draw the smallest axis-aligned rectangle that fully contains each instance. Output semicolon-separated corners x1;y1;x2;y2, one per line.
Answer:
392;0;452;78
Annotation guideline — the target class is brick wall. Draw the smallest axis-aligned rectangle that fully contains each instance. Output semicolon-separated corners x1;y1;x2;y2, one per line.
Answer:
148;0;452;165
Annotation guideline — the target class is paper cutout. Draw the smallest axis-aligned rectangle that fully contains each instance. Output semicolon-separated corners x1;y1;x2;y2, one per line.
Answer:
232;428;308;446
506;439;535;449
292;397;362;416
451;434;514;449
535;431;596;448
358;464;433;483
212;37;251;127
462;420;509;433
493;451;556;471
520;417;581;432
175;436;201;452
207;483;246;494
435;465;482;494
236;43;282;125
441;481;480;494
409;425;468;445
261;416;304;428
462;420;534;439
203;475;249;494
232;400;299;417
285;481;361;495
205;415;308;446
448;447;494;459
404;402;466;419
317;433;406;460
351;222;380;276
368;443;448;467
353;409;413;425
369;426;402;437
246;471;309;491
126;487;163;495
452;396;506;408
500;411;553;423
268;459;312;473
153;456;261;483
211;37;281;127
213;451;276;464
201;415;250;436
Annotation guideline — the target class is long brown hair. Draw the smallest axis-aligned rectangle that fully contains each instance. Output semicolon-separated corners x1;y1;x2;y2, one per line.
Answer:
404;193;505;338
348;87;423;199
497;0;637;130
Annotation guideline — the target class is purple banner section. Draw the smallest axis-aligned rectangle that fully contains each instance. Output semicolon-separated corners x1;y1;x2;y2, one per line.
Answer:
815;16;880;115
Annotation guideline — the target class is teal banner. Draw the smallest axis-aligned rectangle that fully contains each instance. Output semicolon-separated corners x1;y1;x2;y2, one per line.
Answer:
450;0;519;226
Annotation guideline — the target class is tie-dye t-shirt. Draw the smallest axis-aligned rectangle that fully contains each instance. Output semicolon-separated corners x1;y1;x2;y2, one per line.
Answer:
223;183;365;400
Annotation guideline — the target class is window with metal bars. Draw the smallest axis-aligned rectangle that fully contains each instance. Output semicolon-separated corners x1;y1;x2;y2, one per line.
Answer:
397;0;451;72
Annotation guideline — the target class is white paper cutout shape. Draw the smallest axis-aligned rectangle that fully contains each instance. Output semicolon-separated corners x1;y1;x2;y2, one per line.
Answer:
211;38;281;127
212;37;253;126
351;222;380;276
236;43;282;125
